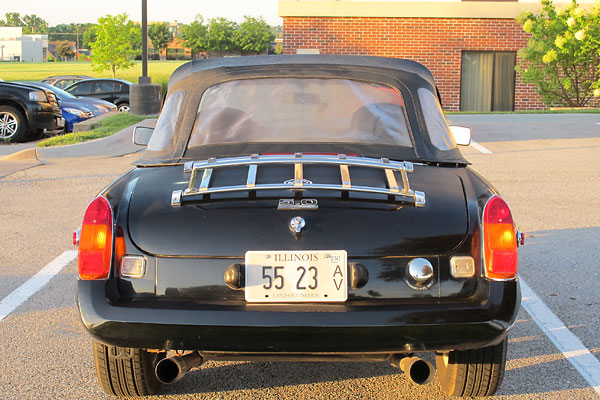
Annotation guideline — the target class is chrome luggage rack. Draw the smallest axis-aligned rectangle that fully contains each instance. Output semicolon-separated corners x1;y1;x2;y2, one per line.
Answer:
171;153;426;208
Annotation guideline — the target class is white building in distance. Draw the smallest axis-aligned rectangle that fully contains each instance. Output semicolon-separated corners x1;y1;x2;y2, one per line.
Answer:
0;27;48;62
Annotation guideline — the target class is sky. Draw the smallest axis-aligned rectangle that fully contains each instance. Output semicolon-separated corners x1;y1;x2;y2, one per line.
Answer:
3;0;283;26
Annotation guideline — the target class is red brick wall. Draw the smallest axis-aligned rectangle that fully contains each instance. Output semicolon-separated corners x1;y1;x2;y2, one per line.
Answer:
283;17;546;111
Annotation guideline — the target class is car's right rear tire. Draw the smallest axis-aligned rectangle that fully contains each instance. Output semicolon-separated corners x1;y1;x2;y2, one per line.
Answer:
92;340;164;397
0;105;28;142
117;102;130;112
435;338;507;397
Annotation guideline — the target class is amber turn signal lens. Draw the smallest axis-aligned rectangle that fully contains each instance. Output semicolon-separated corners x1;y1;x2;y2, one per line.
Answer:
483;196;518;280
78;197;113;280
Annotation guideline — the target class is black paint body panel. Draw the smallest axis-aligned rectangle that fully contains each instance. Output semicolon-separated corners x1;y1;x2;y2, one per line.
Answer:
78;279;520;352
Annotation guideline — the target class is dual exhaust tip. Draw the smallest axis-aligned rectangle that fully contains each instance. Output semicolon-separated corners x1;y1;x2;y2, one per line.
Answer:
155;352;434;386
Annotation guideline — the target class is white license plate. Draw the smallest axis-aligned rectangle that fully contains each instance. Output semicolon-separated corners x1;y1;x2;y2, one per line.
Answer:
245;250;347;303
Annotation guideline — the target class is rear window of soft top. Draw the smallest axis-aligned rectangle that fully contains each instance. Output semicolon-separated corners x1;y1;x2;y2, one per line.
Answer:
187;78;413;148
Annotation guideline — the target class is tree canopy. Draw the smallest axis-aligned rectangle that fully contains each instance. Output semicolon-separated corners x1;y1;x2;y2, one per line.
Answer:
82;25;97;49
516;0;600;106
205;17;239;54
148;23;173;57
181;16;276;56
182;18;209;55
90;14;136;78
235;16;275;54
0;12;48;33
55;41;75;61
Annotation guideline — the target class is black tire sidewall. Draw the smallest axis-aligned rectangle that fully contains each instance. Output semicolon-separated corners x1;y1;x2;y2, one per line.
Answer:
0;105;29;142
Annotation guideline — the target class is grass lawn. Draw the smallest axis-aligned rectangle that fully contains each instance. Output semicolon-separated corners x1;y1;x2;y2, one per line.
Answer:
37;113;152;147
0;60;187;92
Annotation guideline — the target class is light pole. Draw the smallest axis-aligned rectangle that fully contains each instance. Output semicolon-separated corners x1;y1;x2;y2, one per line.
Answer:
131;0;162;115
141;0;148;81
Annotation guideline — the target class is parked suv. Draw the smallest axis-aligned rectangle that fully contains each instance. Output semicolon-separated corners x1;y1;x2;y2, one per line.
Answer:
65;78;131;112
0;81;64;142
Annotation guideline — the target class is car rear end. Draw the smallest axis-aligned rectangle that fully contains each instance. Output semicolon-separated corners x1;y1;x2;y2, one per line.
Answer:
75;57;521;397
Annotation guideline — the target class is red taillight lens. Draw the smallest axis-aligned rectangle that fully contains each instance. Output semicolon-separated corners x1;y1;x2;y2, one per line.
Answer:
78;197;113;280
483;196;518;280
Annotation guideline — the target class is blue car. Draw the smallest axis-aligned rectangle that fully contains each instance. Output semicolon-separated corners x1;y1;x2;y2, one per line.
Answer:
16;81;117;132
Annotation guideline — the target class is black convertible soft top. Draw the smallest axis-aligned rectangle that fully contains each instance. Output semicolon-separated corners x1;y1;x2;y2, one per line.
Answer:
137;55;467;166
168;55;437;89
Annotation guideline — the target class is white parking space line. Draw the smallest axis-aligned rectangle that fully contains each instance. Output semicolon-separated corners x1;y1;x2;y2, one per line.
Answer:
0;250;77;323
470;140;493;154
520;278;600;395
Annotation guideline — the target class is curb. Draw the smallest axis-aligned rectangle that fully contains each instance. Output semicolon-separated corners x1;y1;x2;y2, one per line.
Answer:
0;147;38;162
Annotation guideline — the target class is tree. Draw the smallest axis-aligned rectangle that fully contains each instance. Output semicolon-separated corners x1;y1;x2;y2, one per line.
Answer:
205;17;239;55
516;0;600;106
127;20;142;52
235;16;275;55
22;14;48;34
1;12;23;27
182;18;209;56
55;41;75;61
48;24;76;42
0;13;47;33
82;25;97;49
148;22;173;60
90;14;136;78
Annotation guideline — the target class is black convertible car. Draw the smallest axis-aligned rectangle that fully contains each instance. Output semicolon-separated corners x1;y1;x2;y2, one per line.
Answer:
75;55;522;397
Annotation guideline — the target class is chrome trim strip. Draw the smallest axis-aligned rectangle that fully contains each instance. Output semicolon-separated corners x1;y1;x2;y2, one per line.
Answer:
340;164;351;188
198;168;213;192
384;169;400;193
179;182;419;199
294;163;303;187
246;164;257;188
185;154;413;171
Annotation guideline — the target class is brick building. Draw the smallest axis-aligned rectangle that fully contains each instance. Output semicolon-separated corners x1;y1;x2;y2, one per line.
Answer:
279;0;596;111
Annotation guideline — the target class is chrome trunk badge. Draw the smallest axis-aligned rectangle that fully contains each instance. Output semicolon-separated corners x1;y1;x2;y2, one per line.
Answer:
289;216;306;234
278;199;318;210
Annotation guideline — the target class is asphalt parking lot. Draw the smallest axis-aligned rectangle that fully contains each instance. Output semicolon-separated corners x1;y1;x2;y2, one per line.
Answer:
0;113;599;399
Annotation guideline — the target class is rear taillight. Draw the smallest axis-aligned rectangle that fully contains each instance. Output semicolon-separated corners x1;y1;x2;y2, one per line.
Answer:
483;196;518;280
78;197;113;280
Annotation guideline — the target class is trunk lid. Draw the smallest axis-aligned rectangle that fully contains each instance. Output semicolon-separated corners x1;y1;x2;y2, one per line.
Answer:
127;164;468;257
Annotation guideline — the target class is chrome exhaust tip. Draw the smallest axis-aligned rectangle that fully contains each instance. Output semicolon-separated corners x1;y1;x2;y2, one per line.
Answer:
391;355;435;385
155;352;203;384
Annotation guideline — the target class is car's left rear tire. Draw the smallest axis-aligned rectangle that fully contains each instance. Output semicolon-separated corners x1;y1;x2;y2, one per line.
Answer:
435;338;507;397
92;340;164;397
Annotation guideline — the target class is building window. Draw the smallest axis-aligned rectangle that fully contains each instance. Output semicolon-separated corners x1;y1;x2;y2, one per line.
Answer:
460;51;516;112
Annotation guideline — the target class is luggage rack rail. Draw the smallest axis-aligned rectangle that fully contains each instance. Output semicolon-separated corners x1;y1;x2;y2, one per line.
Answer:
171;153;426;207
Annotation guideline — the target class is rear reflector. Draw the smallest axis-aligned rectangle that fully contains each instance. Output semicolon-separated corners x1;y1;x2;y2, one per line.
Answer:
120;256;146;278
483;196;518;280
78;197;113;280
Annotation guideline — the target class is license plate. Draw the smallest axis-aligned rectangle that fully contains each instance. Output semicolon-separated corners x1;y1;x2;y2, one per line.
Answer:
245;250;347;303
